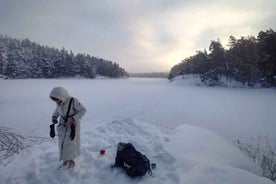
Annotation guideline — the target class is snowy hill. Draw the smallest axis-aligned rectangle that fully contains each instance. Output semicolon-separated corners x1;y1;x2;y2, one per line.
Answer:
0;119;273;184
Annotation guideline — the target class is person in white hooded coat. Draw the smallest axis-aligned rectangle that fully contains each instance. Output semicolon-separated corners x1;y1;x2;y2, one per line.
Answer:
49;87;86;168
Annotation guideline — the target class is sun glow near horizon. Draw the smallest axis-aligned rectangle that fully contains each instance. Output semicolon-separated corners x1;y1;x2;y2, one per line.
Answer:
0;0;275;73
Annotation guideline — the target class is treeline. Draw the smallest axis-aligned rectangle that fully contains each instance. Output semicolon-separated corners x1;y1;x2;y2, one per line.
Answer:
168;29;276;87
129;72;168;78
0;35;128;79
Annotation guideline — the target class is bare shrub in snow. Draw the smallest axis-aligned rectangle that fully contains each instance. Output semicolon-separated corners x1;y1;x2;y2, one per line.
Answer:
0;127;25;166
0;127;50;166
235;136;276;182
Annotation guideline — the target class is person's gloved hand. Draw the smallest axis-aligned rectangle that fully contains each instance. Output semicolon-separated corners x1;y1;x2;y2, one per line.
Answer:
52;116;58;124
50;124;55;138
70;123;76;140
66;117;74;126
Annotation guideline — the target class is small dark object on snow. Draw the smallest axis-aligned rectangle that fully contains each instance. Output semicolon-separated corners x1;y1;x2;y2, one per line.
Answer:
151;163;156;169
100;149;105;155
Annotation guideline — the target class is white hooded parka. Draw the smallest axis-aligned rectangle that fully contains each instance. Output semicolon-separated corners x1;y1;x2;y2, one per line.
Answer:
50;87;86;161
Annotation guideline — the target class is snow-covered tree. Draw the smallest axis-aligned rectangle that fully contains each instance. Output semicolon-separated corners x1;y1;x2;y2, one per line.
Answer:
0;35;128;79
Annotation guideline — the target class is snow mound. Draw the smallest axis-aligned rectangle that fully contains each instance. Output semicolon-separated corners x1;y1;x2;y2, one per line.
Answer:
170;75;203;86
170;75;260;88
164;124;273;184
0;119;273;184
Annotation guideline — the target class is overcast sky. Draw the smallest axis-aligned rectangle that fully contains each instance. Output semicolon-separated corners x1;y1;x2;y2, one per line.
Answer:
0;0;275;73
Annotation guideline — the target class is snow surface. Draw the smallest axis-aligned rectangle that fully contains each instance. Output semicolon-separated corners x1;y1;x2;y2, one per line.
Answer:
0;77;275;184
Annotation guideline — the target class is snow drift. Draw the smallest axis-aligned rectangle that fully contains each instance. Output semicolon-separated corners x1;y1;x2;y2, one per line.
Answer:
0;119;273;184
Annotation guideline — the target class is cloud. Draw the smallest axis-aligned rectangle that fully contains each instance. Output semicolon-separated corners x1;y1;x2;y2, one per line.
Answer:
0;0;275;72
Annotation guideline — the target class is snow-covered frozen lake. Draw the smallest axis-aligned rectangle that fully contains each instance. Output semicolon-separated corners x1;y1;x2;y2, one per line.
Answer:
0;78;275;142
0;77;275;184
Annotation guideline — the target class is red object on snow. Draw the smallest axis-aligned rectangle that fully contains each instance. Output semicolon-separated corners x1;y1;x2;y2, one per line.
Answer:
100;149;105;155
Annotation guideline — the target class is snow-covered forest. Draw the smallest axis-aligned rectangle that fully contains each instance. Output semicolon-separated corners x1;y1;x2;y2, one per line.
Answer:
169;29;276;87
0;35;128;79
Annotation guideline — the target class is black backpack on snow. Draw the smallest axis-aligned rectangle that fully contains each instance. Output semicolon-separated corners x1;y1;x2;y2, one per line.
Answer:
113;142;152;177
